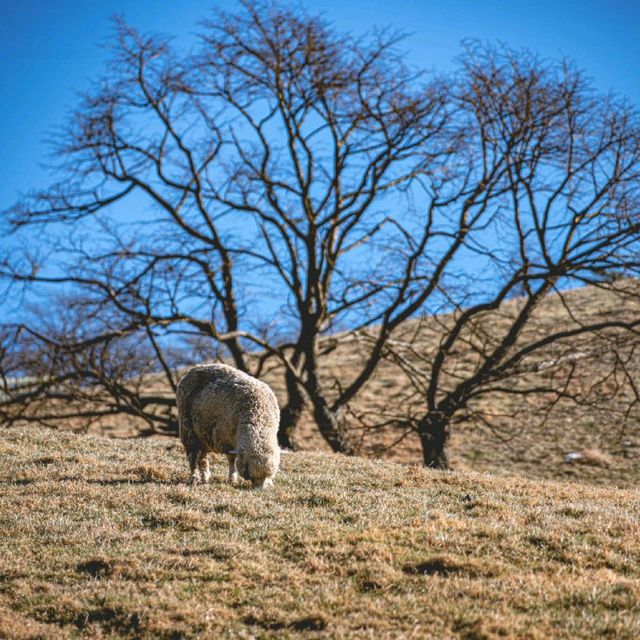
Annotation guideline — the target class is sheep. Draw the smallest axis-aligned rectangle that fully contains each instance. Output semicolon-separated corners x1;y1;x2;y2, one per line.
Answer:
176;363;281;489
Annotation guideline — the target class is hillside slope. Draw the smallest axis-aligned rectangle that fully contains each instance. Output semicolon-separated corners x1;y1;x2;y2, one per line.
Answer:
9;282;639;487
75;282;640;488
1;427;639;639
284;283;640;482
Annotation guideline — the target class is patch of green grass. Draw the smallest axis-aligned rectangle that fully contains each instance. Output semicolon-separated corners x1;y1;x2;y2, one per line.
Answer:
0;426;639;638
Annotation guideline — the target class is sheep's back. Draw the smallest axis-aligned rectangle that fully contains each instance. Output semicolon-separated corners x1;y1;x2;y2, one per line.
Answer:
177;363;279;453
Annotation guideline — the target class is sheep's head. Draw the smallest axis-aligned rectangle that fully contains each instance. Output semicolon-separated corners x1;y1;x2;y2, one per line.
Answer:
230;447;280;489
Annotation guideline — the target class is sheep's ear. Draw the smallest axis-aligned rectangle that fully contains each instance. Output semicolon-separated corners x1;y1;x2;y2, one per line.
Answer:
228;448;241;455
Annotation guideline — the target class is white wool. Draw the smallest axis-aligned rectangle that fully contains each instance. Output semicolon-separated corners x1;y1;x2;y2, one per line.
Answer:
176;363;281;488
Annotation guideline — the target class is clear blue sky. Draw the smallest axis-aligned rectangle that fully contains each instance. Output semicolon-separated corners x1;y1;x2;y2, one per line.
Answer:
1;0;639;210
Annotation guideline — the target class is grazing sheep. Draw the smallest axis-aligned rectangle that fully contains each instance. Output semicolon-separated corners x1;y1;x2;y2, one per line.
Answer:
176;363;281;489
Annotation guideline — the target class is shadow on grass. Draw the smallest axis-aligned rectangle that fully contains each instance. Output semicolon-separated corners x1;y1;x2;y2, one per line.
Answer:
243;614;327;632
36;604;142;635
0;476;180;486
83;478;181;486
86;476;242;488
403;558;464;577
0;475;248;488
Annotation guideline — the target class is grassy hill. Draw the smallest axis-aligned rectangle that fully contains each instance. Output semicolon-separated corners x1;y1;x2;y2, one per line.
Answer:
1;426;639;639
86;281;640;488
295;283;640;483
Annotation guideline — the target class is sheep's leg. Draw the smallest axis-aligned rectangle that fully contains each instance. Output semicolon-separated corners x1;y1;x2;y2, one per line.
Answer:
227;454;239;485
188;450;201;485
198;453;211;484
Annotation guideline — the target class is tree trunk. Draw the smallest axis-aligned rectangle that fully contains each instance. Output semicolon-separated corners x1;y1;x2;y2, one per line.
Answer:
278;389;304;450
278;369;306;449
312;398;355;455
417;412;450;469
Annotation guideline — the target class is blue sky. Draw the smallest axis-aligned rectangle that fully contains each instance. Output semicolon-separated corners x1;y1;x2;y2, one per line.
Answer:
1;0;639;213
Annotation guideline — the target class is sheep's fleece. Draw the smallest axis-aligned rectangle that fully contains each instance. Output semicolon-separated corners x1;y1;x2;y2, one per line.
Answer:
176;363;280;488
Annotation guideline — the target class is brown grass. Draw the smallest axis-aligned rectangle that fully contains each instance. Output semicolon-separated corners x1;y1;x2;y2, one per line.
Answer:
87;282;640;488
1;426;639;638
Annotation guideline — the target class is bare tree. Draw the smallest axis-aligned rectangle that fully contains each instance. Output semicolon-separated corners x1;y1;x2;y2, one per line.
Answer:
2;6;639;468
349;45;640;467
0;1;450;449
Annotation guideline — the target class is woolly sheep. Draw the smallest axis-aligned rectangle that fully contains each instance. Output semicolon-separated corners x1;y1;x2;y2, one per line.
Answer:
176;363;281;489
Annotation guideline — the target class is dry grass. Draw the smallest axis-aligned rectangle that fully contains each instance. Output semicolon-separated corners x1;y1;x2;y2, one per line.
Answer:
1;426;639;639
78;283;640;489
